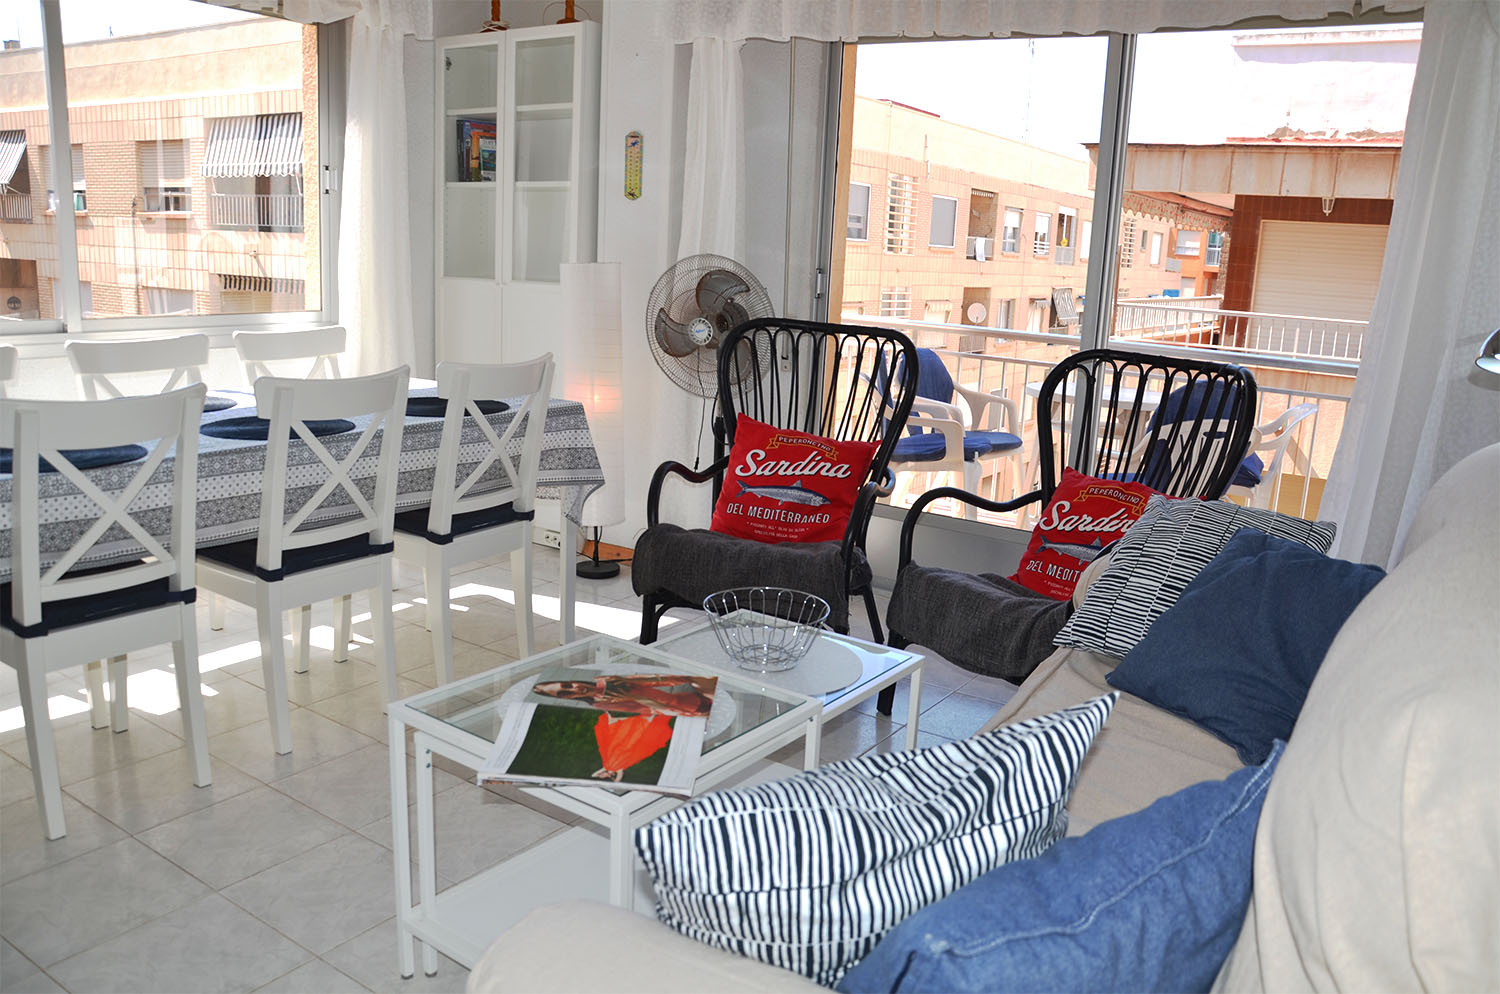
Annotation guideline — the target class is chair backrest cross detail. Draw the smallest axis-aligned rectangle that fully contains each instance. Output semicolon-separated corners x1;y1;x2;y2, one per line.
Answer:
426;356;554;536
252;367;408;573
2;384;206;630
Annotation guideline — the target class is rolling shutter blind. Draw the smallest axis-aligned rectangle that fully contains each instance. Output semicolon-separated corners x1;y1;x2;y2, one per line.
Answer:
140;140;188;187
1251;220;1389;321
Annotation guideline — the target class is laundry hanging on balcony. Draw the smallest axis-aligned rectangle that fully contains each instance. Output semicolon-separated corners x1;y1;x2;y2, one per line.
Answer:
200;113;303;178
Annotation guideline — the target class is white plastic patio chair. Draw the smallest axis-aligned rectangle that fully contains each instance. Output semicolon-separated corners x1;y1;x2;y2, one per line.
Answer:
195;367;408;755
0;384;212;839
65;334;209;399
1229;402;1319;510
393;356;553;684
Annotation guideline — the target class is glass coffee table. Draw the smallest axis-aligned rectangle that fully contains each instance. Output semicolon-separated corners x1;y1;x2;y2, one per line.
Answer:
655;618;926;767
387;634;818;978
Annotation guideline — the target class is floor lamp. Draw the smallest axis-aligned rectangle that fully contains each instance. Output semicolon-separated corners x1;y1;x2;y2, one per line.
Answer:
561;262;625;579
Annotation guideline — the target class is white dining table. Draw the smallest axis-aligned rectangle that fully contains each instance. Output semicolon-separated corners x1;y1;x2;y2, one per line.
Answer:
0;380;606;640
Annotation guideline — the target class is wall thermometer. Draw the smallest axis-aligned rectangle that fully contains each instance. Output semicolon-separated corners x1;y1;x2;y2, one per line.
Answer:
624;131;643;200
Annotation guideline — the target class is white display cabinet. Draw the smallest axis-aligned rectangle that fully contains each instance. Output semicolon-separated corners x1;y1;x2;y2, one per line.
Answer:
434;22;600;364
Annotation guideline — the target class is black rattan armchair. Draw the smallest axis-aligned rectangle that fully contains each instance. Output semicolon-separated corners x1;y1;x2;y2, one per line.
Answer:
881;348;1258;705
633;318;919;644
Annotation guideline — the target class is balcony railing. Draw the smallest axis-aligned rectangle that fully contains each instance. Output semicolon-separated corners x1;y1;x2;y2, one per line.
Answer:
1205;243;1222;267
208;192;303;231
840;311;1356;526
1;192;32;223
1113;297;1368;361
966;235;994;261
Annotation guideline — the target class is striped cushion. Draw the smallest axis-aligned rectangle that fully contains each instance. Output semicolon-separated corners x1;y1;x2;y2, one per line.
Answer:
634;694;1118;987
1054;496;1337;659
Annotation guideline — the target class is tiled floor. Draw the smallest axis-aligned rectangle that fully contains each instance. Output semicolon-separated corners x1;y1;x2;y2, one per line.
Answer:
0;551;1017;994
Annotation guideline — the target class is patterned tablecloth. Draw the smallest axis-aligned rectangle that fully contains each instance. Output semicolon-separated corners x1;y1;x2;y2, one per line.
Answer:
0;383;604;583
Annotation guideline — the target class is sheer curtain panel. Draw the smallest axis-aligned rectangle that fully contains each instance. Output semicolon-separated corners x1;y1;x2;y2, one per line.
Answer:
1319;0;1500;568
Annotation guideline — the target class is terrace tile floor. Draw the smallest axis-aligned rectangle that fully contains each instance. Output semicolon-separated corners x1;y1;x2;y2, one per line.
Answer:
0;548;1017;993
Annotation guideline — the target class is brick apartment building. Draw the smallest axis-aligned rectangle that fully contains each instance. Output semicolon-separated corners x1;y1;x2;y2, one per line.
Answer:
0;17;320;323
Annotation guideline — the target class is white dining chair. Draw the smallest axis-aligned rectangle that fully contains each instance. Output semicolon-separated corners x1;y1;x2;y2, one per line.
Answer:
232;326;345;385
65;334;210;399
195;367;408;755
0;384;212;839
393;356;553;683
0;345;17;398
230;325;349;661
64;334;213;729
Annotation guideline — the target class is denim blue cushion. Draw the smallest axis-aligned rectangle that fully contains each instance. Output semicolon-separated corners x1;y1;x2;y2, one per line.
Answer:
891;432;992;463
0;444;148;475
1107;528;1384;764
837;742;1284;994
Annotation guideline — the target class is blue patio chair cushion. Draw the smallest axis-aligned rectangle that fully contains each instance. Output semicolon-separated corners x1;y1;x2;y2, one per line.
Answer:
1107;529;1384;765
0;444;148;475
965;429;1022;453
404;397;510;418
837;742;1283;994
1233;452;1265;488
0;565;195;638
1149;380;1248;433
892;433;992;463
394;501;533;544
198;534;393;582
199;416;355;441
202;395;239;413
631;523;872;633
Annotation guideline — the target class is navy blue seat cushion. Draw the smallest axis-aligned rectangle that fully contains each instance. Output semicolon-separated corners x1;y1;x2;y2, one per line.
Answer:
965;429;1022;453
1233;452;1265;488
202;395;239;413
198;534;392;582
892;433;991;463
837;742;1283;994
393;501;532;544
1108;528;1385;765
404;397;510;418
0;566;195;638
200;417;355;441
0;444;148;475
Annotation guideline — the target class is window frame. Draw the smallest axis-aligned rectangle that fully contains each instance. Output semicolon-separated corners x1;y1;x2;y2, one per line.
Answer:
1174;229;1202;257
1033;210;1052;257
929;193;958;248
1001;207;1022;254
847;181;870;241
1149;230;1163;266
0;5;343;337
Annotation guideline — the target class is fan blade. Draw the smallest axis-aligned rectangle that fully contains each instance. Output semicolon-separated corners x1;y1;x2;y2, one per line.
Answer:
654;308;700;358
696;269;752;320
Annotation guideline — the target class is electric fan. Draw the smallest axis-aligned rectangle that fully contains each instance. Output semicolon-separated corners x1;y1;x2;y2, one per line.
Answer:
646;254;775;399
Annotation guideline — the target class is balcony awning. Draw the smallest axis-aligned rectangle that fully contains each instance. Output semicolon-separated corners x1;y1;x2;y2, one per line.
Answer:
0;131;27;188
1052;287;1080;325
201;113;303;178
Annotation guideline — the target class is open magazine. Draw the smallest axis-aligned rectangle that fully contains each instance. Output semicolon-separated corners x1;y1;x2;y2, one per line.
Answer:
477;667;719;796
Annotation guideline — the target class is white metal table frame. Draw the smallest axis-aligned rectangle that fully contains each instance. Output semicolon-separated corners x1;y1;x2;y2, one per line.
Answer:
654;621;926;769
386;635;820;977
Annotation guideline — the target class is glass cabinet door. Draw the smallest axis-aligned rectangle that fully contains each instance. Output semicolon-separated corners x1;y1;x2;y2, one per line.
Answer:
509;35;575;283
442;42;498;280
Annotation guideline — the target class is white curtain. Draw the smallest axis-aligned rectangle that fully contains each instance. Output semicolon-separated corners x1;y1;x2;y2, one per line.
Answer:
652;0;1423;44
1319;0;1500;568
286;0;431;377
677;38;748;260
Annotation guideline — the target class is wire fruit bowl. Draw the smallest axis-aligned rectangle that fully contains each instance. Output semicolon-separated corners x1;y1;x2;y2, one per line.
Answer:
702;587;830;672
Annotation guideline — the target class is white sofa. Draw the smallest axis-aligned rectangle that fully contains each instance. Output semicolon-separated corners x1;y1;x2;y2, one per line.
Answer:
468;443;1500;993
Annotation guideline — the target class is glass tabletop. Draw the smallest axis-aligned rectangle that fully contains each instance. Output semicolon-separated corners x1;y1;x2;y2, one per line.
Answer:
399;634;812;755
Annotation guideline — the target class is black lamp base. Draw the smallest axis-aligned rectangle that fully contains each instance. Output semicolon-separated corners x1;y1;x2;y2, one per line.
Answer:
576;558;621;579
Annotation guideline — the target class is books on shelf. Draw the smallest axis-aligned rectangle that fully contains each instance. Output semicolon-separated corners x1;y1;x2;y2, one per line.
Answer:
456;118;497;182
478;668;720;796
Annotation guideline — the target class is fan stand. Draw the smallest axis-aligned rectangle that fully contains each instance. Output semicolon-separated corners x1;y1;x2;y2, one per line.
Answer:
576;525;620;579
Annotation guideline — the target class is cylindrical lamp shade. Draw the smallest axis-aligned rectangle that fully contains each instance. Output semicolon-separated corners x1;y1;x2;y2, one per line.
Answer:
559;262;626;530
